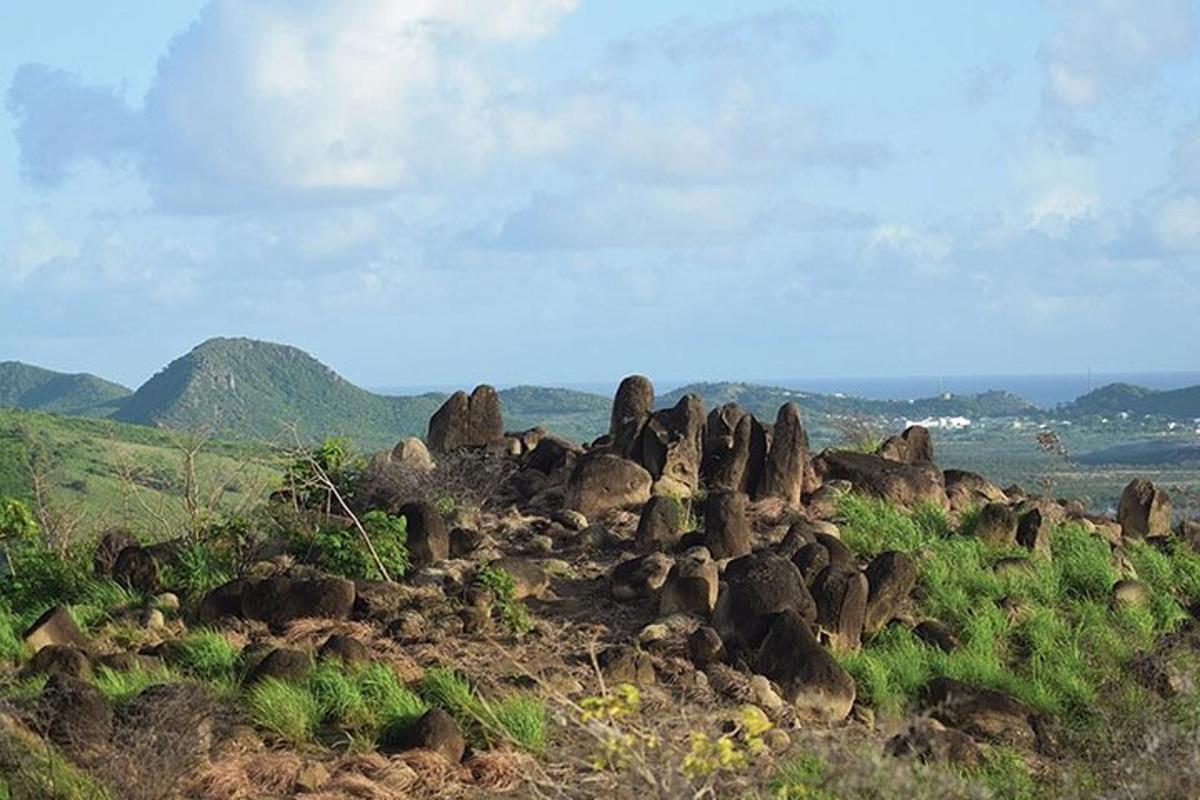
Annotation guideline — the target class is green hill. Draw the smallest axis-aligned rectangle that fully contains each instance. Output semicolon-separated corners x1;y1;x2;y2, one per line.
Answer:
0;361;130;416
1058;382;1200;420
112;338;445;450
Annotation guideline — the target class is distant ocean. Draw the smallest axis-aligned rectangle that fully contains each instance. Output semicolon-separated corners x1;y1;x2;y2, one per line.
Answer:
373;372;1200;410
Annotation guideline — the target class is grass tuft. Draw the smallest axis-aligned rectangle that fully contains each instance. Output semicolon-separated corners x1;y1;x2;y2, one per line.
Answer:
247;677;322;746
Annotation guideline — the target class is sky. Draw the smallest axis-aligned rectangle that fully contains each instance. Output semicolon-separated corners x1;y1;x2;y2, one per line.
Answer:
1;1;1198;391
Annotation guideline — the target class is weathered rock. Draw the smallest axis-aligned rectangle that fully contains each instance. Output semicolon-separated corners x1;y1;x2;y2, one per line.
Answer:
815;450;948;509
95;652;162;673
427;386;504;453
807;482;850;519
449;528;483;558
391;437;434;471
703;491;751;559
94;528;138;577
712;552;816;655
635;495;687;553
39;673;113;760
1118;479;1173;539
403;707;466;763
812;566;868;651
658;547;719;617
972;503;1019;548
26;645;91;679
886;719;983;768
611;554;673;601
117;682;219;770
247;647;314;684
791;543;831;587
399;501;449;567
702;403;752;493
755;610;856;722
921;677;1043;749
598;645;656;686
635;394;705;497
113;545;161;593
1016;508;1051;555
610;375;655;458
22;605;88;653
863;551;918;635
757;403;809;507
914;620;960;652
240;576;356;627
687;627;726;667
487;557;550;600
566;454;653;519
878;425;934;464
318;634;371;666
815;533;854;569
526;435;582;475
943;470;1008;511
1112;579;1149;609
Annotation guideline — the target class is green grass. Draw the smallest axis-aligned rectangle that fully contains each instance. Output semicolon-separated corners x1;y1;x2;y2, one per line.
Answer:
356;663;429;745
419;668;546;752
247;678;322;746
835;494;1200;730
173;628;241;683
93;665;179;708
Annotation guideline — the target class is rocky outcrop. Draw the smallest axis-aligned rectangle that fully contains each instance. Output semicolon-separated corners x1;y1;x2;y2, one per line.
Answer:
240;576;357;627
812;565;868;652
755;610;856;722
22;605;88;653
703;491;751;559
815;450;948;509
566;454;653;518
398;501;449;567
757;403;809;508
634;394;706;497
1118;479;1172;539
658;547;719;617
863;551;917;635
635;495;686;553
610;375;655;458
427;385;504;453
712;552;816;655
877;425;934;464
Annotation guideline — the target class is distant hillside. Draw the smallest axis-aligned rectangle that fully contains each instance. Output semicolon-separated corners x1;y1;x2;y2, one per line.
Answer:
1059;382;1200;420
498;386;610;442
659;382;1037;422
0;361;130;416
113;338;445;449
1077;439;1200;466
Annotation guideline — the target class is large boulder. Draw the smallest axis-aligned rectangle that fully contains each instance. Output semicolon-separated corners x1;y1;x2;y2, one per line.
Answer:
398;501;449;567
863;551;917;635
815;450;948;509
22;605;88;653
702;403;751;493
943;470;1007;512
1118;479;1173;539
610;375;655;458
877;425;934;464
566;454;652;519
712;552;816;655
525;435;582;475
658;547;719;617
26;645;92;679
240;576;356;627
703;491;751;560
611;554;673;601
427;385;504;453
921;677;1046;750
246;647;314;684
635;495;687;553
972;503;1019;548
112;545;161;594
93;528;138;577
391;437;434;472
755;610;856;722
756;403;809;507
634;394;706;497
811;566;868;652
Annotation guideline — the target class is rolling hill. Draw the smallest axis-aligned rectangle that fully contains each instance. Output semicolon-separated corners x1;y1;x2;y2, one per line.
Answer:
1059;383;1200;420
0;361;131;416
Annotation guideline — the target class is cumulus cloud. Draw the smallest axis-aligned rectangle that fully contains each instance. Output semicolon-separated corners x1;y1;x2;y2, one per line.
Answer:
1040;0;1197;109
9;0;580;211
3;214;80;281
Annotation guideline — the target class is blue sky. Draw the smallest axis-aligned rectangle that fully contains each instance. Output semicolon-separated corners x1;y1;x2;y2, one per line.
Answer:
1;1;1198;390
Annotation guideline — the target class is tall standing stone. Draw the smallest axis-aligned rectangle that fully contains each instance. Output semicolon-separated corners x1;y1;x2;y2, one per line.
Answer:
427;385;504;453
636;394;706;497
757;403;809;507
702;403;750;492
1118;479;1173;539
610;375;654;458
704;491;751;559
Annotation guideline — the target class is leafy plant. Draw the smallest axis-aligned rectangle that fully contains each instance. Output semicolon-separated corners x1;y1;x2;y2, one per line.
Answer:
476;565;534;634
304;511;408;581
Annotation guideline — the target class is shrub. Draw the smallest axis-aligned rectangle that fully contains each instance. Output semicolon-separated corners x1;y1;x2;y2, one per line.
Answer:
162;540;234;604
248;678;322;746
476;565;534;634
304;511;408;581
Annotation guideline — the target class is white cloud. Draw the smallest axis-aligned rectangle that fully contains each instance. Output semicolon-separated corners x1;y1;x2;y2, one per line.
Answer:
1155;195;1200;251
868;224;952;263
1041;0;1197;109
4;215;80;281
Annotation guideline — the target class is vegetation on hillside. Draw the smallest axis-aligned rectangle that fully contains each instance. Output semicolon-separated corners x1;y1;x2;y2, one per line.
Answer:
0;362;130;416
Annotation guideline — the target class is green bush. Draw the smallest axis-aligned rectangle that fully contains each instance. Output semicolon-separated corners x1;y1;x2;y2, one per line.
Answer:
476;565;534;634
304;511;408;581
161;540;234;603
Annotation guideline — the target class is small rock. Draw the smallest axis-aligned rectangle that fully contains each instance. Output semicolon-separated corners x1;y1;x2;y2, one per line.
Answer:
247;647;313;684
295;762;331;793
139;607;166;630
598;645;656;686
155;593;181;613
553;509;589;532
748;675;784;712
611;553;673;601
1112;579;1149;609
403;707;466;763
318;634;371;667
